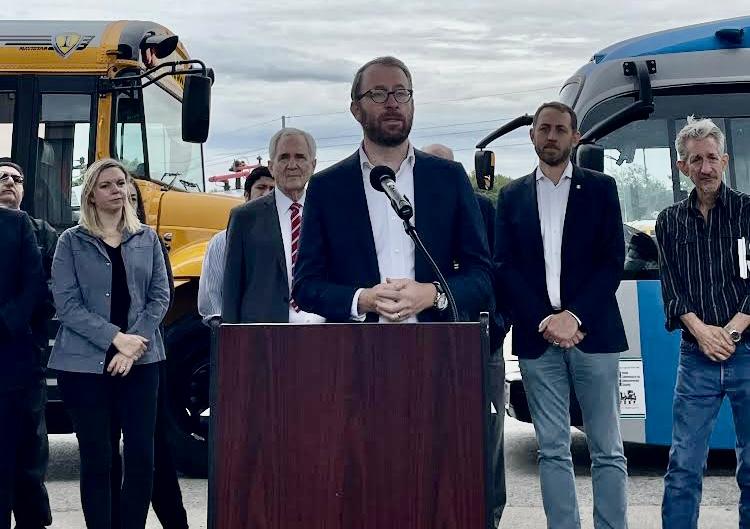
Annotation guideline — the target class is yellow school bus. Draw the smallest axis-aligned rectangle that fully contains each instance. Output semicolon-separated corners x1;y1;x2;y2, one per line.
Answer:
0;20;238;475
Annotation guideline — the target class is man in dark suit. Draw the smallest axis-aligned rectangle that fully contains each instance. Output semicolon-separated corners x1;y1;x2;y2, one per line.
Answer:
223;128;324;325
0;206;44;529
292;56;491;326
494;101;628;529
0;159;55;529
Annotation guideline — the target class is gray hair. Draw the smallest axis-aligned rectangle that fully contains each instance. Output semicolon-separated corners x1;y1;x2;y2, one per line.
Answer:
675;116;726;161
268;127;317;161
351;56;413;101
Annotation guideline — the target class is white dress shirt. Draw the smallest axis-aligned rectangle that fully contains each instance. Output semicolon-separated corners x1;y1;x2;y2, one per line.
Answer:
536;162;573;310
350;143;417;323
275;189;326;324
197;229;227;324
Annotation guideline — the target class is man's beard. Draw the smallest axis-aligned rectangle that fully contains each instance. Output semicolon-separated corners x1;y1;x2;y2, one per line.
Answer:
361;109;413;147
535;143;572;167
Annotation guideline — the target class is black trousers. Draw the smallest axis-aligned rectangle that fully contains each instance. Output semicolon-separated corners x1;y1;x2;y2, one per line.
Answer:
11;379;51;529
487;350;506;527
111;362;188;529
58;363;159;529
0;390;24;529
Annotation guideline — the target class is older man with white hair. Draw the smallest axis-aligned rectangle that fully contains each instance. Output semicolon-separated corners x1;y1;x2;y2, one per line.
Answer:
223;128;324;325
657;116;750;529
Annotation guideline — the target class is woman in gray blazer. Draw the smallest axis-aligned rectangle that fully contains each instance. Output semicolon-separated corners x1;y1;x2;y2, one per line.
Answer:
49;158;170;529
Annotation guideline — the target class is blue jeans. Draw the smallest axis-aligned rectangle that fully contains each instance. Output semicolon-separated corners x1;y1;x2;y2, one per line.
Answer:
519;346;627;529
662;339;750;529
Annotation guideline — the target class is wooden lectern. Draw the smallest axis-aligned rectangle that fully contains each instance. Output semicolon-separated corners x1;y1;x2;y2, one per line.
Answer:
209;318;491;529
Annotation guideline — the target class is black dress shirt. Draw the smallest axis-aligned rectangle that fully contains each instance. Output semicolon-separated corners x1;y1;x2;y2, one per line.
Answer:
655;183;750;338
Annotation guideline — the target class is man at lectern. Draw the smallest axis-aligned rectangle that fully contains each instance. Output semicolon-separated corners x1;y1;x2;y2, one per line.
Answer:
292;56;492;325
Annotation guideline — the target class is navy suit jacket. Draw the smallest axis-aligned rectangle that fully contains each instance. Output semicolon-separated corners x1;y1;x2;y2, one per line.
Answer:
0;208;44;392
494;165;628;359
292;150;493;323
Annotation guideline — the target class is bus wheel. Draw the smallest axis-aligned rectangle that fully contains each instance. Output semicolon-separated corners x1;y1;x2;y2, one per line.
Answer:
164;314;210;478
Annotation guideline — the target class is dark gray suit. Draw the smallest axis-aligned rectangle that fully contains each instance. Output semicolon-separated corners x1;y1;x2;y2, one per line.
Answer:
223;191;291;323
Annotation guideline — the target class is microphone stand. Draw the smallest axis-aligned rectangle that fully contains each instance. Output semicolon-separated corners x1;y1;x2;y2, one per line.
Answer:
396;202;459;322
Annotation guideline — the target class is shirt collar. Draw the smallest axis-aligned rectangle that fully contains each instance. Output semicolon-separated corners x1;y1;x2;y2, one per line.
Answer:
274;186;307;212
535;162;573;183
359;142;416;175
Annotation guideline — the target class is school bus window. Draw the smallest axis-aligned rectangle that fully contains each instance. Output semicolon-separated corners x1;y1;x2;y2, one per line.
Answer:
114;91;146;177
35;93;92;228
0;93;14;158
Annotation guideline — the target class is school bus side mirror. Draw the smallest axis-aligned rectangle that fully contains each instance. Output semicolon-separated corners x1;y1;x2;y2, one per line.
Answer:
182;74;212;143
475;150;495;190
576;143;604;173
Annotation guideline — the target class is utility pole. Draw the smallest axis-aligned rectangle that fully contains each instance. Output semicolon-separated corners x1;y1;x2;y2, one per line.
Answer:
281;115;286;128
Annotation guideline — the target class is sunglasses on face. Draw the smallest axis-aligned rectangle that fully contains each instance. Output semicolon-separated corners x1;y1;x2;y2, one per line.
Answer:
0;171;23;184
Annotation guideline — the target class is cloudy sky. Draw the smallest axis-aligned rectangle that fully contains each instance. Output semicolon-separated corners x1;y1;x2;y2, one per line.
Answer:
7;1;750;186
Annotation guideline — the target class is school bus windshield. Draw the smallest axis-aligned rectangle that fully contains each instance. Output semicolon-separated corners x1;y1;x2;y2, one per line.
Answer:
115;81;204;192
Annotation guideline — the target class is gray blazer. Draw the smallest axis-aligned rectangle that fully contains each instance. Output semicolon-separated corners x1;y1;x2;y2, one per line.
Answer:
223;191;291;323
48;224;170;373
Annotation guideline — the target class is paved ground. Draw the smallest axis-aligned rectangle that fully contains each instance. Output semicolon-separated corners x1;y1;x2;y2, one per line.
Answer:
28;417;741;528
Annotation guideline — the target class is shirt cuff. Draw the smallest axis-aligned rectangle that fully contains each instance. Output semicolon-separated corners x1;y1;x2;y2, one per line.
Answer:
738;296;750;316
350;288;367;321
565;310;582;327
201;314;221;327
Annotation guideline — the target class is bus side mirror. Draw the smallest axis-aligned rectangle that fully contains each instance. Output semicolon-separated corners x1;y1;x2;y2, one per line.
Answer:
182;74;212;143
475;150;495;190
576;143;604;173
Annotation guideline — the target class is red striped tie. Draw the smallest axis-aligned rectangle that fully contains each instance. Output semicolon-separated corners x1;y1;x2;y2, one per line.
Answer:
289;202;301;312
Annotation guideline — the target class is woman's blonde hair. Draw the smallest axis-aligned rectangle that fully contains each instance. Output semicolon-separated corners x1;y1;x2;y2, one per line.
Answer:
79;158;141;237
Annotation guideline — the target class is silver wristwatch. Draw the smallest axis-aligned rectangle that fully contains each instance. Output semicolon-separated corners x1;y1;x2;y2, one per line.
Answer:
432;282;448;311
726;327;742;343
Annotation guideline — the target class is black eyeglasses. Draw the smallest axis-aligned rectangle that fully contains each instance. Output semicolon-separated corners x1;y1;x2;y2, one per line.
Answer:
0;172;23;184
355;88;413;104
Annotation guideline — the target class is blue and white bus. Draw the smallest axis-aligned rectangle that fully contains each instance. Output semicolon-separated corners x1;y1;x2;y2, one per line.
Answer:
478;16;750;448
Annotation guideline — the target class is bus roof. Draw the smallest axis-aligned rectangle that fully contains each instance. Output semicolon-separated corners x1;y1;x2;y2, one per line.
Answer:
592;16;750;63
0;20;188;72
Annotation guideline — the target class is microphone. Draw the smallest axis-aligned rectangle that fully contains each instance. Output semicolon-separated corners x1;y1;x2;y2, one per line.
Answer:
369;165;413;220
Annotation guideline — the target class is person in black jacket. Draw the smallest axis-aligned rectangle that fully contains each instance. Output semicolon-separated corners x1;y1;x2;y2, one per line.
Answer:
0;206;44;529
127;180;188;529
494;102;628;528
0;159;55;529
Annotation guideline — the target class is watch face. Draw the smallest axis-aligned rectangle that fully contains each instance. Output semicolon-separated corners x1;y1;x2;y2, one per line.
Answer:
437;294;448;310
732;330;742;343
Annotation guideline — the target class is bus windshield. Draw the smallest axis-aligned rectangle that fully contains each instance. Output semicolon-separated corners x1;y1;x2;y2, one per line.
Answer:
582;88;750;228
142;83;204;191
115;81;204;192
580;88;750;278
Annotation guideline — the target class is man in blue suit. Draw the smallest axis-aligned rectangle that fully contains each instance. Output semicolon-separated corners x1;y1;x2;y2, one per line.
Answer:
293;56;492;325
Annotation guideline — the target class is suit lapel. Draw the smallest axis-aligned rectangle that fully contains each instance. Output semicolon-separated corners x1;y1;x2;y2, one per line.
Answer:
340;152;380;284
265;192;289;285
560;166;585;277
520;172;545;267
413;152;441;280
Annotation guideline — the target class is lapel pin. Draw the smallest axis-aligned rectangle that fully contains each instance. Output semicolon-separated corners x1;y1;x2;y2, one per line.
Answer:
576;184;581;189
